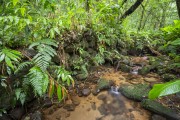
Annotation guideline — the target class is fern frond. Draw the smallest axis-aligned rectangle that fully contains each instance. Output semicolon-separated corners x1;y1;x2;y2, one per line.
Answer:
33;53;51;71
23;66;49;96
15;61;33;74
29;39;58;71
29;39;58;49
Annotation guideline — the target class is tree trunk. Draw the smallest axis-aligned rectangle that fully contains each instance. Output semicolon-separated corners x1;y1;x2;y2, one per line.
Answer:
86;0;90;12
120;0;144;21
176;0;180;18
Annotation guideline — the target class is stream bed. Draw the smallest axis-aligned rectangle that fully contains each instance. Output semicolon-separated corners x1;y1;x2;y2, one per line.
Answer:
41;66;169;120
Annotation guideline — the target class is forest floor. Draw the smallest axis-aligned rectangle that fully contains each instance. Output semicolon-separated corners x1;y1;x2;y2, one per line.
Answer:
40;66;179;120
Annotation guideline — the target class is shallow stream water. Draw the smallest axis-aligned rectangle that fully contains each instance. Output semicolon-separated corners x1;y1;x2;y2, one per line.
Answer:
42;67;155;120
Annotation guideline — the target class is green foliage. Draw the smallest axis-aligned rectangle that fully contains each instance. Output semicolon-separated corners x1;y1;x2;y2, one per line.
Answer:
30;39;58;70
148;80;180;99
0;48;22;71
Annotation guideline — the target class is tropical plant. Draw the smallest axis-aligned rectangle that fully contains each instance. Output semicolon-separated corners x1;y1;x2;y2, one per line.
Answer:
148;80;180;99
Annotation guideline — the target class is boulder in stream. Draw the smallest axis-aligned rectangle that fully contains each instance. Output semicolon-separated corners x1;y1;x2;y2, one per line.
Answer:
141;99;180;120
119;84;151;101
97;78;114;91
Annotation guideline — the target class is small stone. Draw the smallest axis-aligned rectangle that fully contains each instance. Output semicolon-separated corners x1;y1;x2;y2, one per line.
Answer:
97;94;106;100
30;111;42;120
144;77;157;82
71;96;80;106
82;88;91;96
92;87;99;96
63;104;75;111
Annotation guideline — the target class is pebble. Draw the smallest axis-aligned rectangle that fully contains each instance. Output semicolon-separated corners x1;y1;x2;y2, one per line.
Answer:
82;88;91;96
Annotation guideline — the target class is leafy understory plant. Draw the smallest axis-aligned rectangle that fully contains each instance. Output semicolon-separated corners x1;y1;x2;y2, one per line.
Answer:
148;80;180;99
0;48;22;71
14;39;74;104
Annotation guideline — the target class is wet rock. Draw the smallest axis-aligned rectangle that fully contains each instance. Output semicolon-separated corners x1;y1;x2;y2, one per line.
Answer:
30;111;42;120
42;97;53;108
71;96;80;106
144;77;157;82
97;94;107;100
138;66;151;75
141;99;180;120
161;74;177;82
92;86;100;96
10;107;25;120
97;79;114;91
119;84;151;101
63;100;75;111
82;88;91;96
119;63;131;72
75;73;88;80
151;114;166;120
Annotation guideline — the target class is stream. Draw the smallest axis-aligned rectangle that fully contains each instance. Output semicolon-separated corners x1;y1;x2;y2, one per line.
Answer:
41;67;161;120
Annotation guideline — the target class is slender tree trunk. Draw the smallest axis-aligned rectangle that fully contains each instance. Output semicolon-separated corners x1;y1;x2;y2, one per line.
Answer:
176;0;180;18
141;10;151;30
86;0;90;12
120;0;144;21
160;8;166;28
138;0;149;31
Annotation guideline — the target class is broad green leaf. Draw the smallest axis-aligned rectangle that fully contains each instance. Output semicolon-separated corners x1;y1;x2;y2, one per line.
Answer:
20;8;26;16
54;27;60;34
148;80;180;99
0;53;5;62
19;93;26;105
13;0;19;6
15;88;21;100
57;85;62;101
5;56;14;70
50;29;55;38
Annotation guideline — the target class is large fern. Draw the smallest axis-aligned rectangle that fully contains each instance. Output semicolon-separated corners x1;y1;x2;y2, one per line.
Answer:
22;66;49;96
29;39;58;70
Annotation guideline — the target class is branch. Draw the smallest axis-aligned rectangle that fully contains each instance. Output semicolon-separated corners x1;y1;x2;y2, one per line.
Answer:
120;0;144;20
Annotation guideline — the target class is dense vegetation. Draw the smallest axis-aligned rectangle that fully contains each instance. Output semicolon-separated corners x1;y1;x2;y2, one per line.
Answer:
0;0;179;116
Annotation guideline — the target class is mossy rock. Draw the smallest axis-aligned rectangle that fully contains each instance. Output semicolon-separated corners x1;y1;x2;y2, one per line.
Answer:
138;66;151;75
161;73;177;82
97;78;114;91
0;91;15;109
75;73;88;80
119;84;151;101
141;99;180;120
119;63;131;72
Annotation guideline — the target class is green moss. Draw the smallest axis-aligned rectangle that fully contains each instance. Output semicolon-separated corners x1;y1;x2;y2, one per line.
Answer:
119;84;150;101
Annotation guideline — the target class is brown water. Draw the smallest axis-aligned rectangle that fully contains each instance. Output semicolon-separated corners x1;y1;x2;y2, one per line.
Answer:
42;67;158;120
